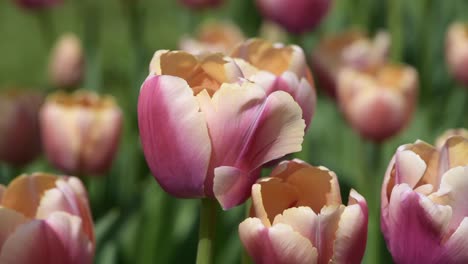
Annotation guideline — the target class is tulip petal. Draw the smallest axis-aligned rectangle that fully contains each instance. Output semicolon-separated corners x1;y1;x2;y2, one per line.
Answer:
0;185;5;201
313;205;345;264
239;218;318;264
138;75;211;198
333;190;368;264
443;217;468;262
0;207;27;248
272;206;317;243
439;136;468;174
395;149;427;188
2;174;57;218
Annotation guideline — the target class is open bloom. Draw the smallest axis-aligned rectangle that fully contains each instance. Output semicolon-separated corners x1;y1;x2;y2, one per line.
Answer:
139;51;305;209
0;173;94;264
446;22;468;86
239;159;368;264
49;33;84;89
311;30;390;97
40;91;122;175
0;90;43;166
381;136;468;264
179;0;223;10
337;63;418;142
232;39;316;128
180;21;245;55
255;0;331;34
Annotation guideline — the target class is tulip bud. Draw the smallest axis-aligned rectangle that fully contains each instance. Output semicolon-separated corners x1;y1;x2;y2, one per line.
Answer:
0;173;94;263
140;50;305;209
14;0;62;10
40;91;122;175
179;0;223;10
49;33;84;89
436;128;468;149
337;63;418;142
0;90;43;167
381;136;468;263
255;0;331;34
446;22;468;86
239;159;368;264
232;39;316;128
180;21;245;55
259;21;289;43
311;30;391;97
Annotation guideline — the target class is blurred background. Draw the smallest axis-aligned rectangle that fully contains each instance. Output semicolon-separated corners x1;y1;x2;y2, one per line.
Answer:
0;0;467;263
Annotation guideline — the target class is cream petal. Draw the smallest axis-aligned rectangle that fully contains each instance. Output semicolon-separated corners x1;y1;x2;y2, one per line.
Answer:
272;206;317;243
395;149;427;188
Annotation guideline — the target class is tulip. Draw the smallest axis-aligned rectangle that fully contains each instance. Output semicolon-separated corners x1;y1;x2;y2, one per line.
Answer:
381;136;468;263
446;22;468;86
179;0;223;10
139;50;305;209
0;173;94;263
0;90;43;166
232;39;316;128
337;63;418;142
179;21;245;55
259;21;288;43
435;128;468;149
49;33;84;89
239;159;368;264
255;0;331;34
14;0;62;10
40;91;122;175
311;30;391;97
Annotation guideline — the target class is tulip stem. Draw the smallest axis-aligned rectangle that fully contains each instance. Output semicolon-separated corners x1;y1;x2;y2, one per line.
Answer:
388;0;402;62
35;10;55;51
196;198;217;264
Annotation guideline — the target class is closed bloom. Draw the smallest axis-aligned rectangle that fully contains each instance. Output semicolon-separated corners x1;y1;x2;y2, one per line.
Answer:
381;136;468;264
180;21;245;55
311;30;390;97
0;90;43;166
179;0;223;10
256;0;331;34
0;173;94;264
446;22;468;86
139;50;305;209
40;91;123;175
14;0;62;10
232;39;316;128
337;63;418;142
49;33;84;89
239;159;368;264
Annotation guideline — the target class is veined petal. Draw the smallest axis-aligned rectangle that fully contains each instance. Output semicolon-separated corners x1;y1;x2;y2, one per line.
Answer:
138;75;211;198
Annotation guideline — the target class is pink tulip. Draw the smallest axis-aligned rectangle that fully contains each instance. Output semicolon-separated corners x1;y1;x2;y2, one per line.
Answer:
180;21;245;55
311;30;390;98
381;136;468;263
446;22;468;86
337;63;418;142
139;51;305;209
256;0;332;34
40;91;122;175
0;173;94;264
232;39;316;128
0;90;43;166
179;0;223;10
14;0;62;10
49;33;84;89
239;159;368;264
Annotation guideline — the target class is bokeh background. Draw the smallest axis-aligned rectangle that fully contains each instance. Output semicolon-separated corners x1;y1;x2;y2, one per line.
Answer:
0;0;467;263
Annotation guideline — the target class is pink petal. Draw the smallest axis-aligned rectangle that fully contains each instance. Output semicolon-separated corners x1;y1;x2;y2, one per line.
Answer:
0;207;27;248
381;184;451;263
239;218;317;264
332;190;368;264
199;82;304;205
443;217;468;262
138;75;212;198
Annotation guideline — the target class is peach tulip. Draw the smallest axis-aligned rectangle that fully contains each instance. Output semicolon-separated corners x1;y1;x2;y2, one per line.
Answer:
337;63;418;142
0;90;43;166
381;136;468;263
232;39;316;128
179;0;222;10
311;30;390;97
239;159;368;264
40;91;122;175
0;173;94;264
446;22;468;86
179;21;245;55
255;0;331;34
139;51;305;209
49;33;84;89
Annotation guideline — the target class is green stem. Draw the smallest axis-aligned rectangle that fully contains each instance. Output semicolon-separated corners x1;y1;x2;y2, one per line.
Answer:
388;0;402;62
79;0;101;91
196;198;217;264
35;10;55;51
